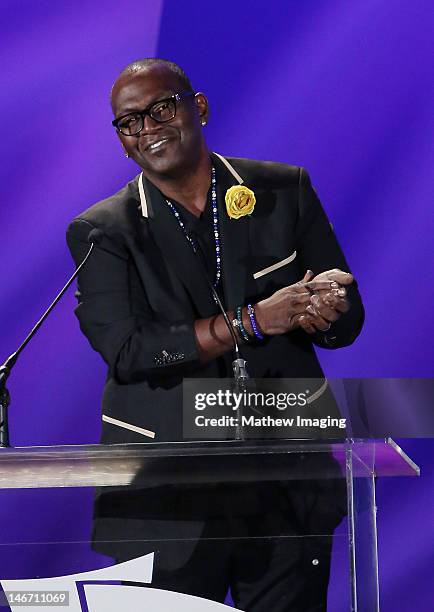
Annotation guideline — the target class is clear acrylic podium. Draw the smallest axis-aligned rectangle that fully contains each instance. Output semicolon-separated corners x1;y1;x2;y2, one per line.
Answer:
0;439;419;611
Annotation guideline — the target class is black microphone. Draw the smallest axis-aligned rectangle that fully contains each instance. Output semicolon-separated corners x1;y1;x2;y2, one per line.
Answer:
0;228;104;448
87;229;104;246
189;231;249;384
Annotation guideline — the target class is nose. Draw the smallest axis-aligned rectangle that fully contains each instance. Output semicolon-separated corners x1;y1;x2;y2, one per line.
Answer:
140;112;162;134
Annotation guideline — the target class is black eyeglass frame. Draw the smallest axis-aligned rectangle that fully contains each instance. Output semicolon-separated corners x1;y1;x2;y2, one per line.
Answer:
112;90;195;136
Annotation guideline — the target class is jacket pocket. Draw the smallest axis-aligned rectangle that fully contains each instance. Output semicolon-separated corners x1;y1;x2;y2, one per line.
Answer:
253;251;297;280
102;414;155;439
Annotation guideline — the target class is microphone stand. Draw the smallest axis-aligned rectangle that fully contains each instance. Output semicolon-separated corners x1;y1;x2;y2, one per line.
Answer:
191;235;249;440
0;378;10;448
0;239;99;448
207;284;248;441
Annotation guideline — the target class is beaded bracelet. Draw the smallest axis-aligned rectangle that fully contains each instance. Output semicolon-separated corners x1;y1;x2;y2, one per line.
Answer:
247;304;264;341
231;317;246;343
233;306;251;343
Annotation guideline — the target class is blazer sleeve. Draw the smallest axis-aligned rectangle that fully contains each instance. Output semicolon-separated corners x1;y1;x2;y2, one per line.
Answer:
295;167;365;349
66;218;200;383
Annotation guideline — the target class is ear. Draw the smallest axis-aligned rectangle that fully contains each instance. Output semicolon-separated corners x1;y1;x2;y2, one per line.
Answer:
194;92;209;126
117;133;130;158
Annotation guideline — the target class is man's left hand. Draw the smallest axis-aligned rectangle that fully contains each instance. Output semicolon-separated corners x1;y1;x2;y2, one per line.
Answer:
296;269;353;334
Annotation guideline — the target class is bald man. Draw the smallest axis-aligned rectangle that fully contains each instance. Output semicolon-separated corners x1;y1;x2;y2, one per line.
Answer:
67;58;364;611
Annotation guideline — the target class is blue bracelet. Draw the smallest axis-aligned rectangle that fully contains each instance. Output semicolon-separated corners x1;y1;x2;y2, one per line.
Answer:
247;304;264;341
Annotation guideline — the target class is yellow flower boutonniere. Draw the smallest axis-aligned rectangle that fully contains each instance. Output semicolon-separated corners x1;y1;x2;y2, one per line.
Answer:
225;185;256;219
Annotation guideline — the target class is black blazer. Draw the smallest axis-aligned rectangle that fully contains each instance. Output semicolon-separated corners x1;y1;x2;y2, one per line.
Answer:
67;153;364;444
67;154;363;566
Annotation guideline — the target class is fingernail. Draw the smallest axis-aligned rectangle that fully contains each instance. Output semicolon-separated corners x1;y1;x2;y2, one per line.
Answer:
331;281;339;288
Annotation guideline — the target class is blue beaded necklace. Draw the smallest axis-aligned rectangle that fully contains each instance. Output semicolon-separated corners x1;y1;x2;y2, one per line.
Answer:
165;166;221;288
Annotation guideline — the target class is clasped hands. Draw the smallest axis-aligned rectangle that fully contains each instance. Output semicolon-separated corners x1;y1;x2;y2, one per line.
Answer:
254;269;353;336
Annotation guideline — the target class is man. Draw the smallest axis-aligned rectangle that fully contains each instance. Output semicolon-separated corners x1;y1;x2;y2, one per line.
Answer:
67;58;364;611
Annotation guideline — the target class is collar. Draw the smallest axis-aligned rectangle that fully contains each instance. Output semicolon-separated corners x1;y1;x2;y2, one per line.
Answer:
137;152;244;218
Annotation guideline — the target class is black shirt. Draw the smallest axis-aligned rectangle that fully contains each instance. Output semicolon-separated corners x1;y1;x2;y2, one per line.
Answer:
168;189;233;378
170;187;226;306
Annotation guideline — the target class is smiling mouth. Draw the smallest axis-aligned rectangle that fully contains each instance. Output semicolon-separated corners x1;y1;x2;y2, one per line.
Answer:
144;137;170;152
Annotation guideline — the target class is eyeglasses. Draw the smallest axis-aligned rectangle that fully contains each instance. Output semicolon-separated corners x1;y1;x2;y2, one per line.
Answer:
112;91;195;136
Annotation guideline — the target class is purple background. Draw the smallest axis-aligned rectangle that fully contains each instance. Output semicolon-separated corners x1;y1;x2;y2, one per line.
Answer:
0;1;433;609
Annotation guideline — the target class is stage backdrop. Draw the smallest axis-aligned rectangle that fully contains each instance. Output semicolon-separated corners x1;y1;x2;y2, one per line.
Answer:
0;1;433;610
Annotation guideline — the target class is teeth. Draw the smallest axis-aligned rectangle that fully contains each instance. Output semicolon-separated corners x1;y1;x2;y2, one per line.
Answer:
148;139;166;150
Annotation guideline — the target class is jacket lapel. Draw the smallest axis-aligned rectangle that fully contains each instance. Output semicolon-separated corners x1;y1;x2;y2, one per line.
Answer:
135;153;253;318
138;175;218;318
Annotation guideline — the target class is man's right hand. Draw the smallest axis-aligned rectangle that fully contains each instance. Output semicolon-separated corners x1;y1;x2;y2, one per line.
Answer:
254;271;313;335
195;269;354;361
254;269;354;336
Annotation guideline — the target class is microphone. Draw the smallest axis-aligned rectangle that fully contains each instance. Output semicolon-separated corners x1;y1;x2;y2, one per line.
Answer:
0;228;104;447
87;229;104;245
189;232;249;384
